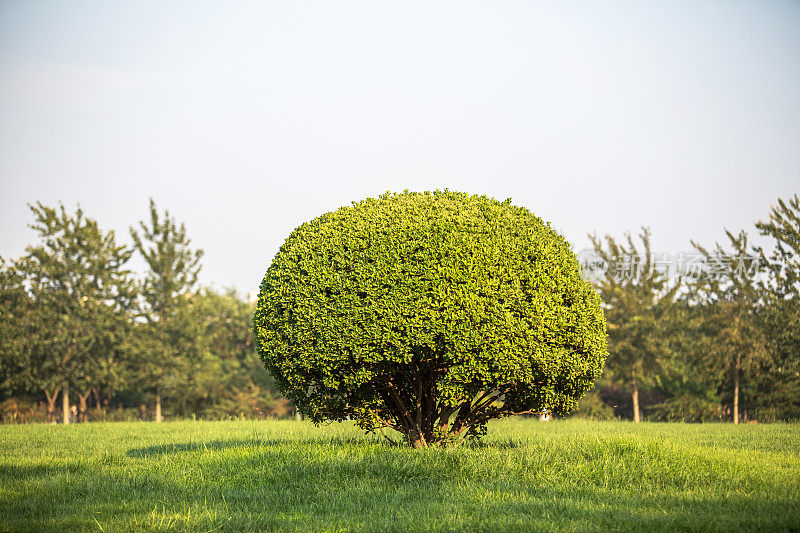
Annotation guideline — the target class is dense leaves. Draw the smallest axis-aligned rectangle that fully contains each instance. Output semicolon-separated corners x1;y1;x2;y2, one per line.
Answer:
587;194;800;423
5;204;135;423
2;192;798;427
0;202;285;423
589;228;679;423
254;191;608;446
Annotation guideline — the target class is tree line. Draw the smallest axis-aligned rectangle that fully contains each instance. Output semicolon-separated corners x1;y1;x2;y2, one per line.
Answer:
1;194;798;424
584;194;800;423
0;200;289;424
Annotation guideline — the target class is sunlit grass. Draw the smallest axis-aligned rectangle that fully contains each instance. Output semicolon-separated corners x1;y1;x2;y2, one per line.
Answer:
1;418;798;531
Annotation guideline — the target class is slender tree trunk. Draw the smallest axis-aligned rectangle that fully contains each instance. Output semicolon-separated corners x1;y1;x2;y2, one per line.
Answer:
632;379;640;423
733;353;741;425
155;387;163;423
44;388;60;424
62;384;70;425
92;388;102;417
78;390;91;423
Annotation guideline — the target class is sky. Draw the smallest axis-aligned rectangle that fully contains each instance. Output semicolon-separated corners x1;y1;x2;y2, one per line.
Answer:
1;1;798;294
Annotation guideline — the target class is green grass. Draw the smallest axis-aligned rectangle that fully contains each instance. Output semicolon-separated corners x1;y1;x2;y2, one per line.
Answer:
1;419;799;532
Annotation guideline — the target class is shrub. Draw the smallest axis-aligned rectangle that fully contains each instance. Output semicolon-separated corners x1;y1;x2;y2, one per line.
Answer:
0;398;46;424
254;191;607;447
570;391;616;420
647;393;723;422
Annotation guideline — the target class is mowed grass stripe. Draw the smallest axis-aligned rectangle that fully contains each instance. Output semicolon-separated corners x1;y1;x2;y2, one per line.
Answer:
1;419;798;532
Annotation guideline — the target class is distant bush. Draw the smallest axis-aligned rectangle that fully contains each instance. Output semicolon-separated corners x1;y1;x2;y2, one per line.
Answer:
0;398;46;424
647;393;723;422
205;386;292;420
570;391;616;420
90;407;143;423
749;405;800;423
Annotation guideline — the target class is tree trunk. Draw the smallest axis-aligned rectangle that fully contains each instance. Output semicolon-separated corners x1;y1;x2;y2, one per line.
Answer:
92;388;102;417
44;388;60;424
733;353;740;425
409;433;427;449
62;385;70;425
78;390;91;423
155;388;163;423
632;379;640;423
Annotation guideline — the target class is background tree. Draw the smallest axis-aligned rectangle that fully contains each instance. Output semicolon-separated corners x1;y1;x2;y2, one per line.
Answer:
130;199;204;422
0;265;65;422
687;230;766;424
756;194;800;300
174;289;289;418
4;192;798;425
254;191;608;447
645;300;727;422
2;201;286;424
751;195;800;420
588;228;679;422
0;260;38;407
13;203;134;424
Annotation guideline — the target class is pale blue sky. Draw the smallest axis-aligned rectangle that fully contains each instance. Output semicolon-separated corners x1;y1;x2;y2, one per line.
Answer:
1;1;798;292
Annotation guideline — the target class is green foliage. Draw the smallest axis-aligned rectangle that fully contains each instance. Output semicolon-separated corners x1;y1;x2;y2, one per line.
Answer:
1;201;288;423
687;230;769;423
254;191;608;447
0;260;36;394
4;192;798;427
130;198;205;418
589;228;679;421
571;391;616;420
172;289;290;419
11;203;135;403
747;300;800;421
751;195;800;420
756;193;800;300
647;393;723;423
130;198;204;316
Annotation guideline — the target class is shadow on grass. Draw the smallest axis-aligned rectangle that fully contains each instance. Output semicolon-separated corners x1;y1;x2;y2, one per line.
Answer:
126;436;523;458
466;439;523;450
0;462;86;480
125;436;381;458
2;451;799;533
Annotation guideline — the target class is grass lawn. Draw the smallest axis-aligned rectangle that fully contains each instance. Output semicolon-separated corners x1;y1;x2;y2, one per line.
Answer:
1;418;798;532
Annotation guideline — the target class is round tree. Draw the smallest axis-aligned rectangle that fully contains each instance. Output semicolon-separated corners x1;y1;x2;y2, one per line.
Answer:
254;191;607;447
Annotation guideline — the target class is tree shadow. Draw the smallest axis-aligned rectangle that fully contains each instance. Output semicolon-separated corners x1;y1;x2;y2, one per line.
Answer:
0;462;85;479
476;489;800;532
126;435;523;458
125;436;382;458
3;453;797;532
466;439;523;450
4;432;799;531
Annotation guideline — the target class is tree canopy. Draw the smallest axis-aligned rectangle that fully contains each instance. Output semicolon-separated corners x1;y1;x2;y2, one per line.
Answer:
130;198;205;421
0;201;287;424
589;228;679;423
2;193;797;426
6;203;135;423
253;191;608;447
